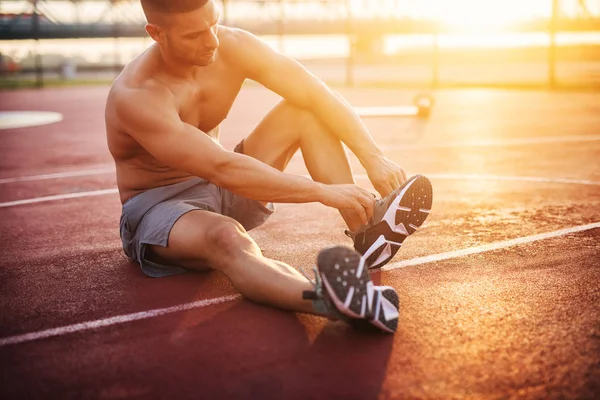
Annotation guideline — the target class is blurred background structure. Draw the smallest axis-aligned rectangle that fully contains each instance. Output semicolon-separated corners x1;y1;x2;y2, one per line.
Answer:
0;0;599;89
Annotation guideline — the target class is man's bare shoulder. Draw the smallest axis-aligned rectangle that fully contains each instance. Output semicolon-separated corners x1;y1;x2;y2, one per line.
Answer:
108;48;174;111
217;24;248;42
217;25;264;63
108;77;172;112
107;71;175;130
217;25;283;83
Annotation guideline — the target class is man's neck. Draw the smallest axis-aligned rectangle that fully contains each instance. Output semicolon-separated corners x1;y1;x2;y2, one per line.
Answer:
155;46;200;81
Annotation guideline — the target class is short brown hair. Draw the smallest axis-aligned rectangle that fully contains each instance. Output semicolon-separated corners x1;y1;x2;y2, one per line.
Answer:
141;0;209;17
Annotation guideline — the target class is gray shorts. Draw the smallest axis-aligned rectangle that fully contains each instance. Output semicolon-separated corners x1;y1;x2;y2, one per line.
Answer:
119;140;275;278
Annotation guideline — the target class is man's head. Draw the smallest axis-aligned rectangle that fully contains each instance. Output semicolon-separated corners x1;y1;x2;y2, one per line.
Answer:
141;0;220;67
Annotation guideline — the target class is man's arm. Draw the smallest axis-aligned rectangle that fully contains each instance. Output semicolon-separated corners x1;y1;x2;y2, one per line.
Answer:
225;28;407;196
113;86;374;222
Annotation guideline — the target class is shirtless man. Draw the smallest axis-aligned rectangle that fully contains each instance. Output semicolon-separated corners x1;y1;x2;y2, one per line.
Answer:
105;0;433;333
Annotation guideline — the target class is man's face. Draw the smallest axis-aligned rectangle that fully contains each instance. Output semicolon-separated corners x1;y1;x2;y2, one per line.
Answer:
160;0;220;67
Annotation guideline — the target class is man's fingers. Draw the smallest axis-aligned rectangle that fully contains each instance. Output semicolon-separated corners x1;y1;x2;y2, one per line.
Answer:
400;169;407;184
353;200;368;225
359;194;374;222
363;198;371;224
392;171;406;189
390;176;401;191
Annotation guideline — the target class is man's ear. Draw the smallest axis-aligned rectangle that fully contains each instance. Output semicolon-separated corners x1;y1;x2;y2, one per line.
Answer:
145;23;163;43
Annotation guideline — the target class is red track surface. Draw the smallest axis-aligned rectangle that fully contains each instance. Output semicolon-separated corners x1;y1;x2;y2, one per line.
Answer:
1;86;599;399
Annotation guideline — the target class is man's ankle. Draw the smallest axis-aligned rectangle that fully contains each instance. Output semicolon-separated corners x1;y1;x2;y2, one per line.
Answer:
311;298;350;322
340;212;365;232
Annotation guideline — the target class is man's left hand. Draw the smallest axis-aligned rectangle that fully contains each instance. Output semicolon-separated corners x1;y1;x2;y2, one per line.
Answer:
364;155;408;198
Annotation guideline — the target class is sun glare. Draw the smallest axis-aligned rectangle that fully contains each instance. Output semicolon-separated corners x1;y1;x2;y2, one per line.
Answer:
422;0;550;30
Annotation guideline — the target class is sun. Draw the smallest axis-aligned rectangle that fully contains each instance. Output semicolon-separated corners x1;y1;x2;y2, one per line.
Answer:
424;0;550;31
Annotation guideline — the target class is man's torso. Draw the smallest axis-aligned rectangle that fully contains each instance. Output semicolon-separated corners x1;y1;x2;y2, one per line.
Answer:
105;27;245;203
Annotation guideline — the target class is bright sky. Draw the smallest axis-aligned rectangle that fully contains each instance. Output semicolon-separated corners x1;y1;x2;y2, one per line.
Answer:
1;0;599;64
2;0;600;27
416;0;551;28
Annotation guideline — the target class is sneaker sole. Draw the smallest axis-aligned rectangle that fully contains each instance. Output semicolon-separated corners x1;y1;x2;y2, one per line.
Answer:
317;246;375;320
347;286;400;334
356;175;433;269
369;286;399;333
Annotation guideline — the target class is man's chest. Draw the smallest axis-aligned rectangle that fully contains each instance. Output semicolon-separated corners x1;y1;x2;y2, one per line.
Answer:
176;76;244;133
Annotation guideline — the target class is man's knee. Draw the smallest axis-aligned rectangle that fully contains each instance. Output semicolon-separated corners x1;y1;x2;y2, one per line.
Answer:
278;100;325;135
206;220;259;264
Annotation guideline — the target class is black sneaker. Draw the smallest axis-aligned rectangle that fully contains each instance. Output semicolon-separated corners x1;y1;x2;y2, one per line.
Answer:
303;245;400;333
347;286;400;333
346;175;433;269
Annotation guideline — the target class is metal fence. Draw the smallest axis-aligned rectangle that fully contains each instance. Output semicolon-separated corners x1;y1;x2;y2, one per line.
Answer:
1;0;599;89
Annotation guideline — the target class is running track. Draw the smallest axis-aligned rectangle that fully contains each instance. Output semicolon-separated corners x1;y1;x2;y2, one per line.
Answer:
1;86;599;399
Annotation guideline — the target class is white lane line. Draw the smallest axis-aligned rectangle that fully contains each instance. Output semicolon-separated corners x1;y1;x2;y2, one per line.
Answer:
352;173;600;186
2;173;599;209
426;173;600;186
0;111;63;130
1;223;598;347
356;105;419;117
0;189;118;208
2;134;599;184
1;130;599;184
383;134;600;150
0;295;241;347
383;222;600;271
0;168;115;185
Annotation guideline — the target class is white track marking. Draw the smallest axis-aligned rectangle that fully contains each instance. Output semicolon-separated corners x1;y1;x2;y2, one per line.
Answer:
1;223;598;347
0;295;241;347
352;173;600;186
383;134;600;150
1;165;598;188
0;111;63;130
355;105;419;117
0;173;597;210
382;222;600;271
0;168;115;185
1;133;598;183
0;189;118;208
427;174;600;186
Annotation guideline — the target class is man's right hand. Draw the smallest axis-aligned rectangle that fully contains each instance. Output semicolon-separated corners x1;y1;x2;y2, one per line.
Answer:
319;183;375;225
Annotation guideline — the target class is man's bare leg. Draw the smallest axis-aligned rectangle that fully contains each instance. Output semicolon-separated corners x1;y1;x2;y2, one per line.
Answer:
151;100;375;317
149;211;319;314
243;100;368;232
